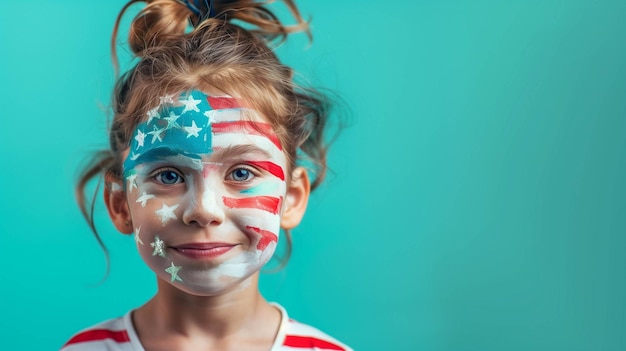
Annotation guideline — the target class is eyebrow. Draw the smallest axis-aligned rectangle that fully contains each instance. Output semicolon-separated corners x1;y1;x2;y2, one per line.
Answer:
210;144;273;161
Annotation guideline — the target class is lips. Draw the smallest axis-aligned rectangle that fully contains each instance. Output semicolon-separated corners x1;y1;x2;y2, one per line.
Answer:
171;242;236;260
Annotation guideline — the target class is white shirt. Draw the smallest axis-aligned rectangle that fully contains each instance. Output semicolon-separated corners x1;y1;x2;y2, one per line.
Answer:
61;303;352;351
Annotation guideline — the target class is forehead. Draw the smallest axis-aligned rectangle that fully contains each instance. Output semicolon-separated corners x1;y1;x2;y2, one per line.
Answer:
123;90;280;174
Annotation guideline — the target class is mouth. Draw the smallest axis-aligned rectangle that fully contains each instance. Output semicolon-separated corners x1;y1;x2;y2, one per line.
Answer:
172;243;236;260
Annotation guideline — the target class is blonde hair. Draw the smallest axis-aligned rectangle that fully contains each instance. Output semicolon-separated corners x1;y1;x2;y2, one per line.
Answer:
76;0;336;271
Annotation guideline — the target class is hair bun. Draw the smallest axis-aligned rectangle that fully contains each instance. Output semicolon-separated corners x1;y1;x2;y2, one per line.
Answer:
126;0;190;56
113;0;310;74
181;0;216;25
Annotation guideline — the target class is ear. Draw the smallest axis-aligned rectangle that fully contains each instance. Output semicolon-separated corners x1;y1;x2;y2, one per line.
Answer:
104;174;134;235
281;167;311;229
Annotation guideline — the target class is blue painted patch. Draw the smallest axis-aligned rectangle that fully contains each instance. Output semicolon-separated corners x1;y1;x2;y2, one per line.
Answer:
123;90;214;178
239;182;279;195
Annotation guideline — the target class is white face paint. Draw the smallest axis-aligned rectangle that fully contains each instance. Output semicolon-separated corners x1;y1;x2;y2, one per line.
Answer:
123;90;287;296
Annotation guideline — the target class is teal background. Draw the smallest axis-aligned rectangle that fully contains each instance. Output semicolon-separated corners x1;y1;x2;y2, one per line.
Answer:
1;0;625;350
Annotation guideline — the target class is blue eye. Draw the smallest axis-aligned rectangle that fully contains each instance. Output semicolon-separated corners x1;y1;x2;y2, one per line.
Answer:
231;168;254;182
155;170;183;185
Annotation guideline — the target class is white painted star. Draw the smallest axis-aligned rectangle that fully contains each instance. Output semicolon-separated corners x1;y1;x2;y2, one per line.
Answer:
180;95;202;113
134;129;146;149
156;203;179;225
136;191;155;207
126;174;138;192
184;120;202;138
159;94;175;106
164;111;181;130
148;125;165;144
165;262;183;282
130;152;141;161
134;226;144;246
151;235;166;257
147;107;160;124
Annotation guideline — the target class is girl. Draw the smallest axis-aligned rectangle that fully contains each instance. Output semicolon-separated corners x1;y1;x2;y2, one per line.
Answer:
61;0;351;350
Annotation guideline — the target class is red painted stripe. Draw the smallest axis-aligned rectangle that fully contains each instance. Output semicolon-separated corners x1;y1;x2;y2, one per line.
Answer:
63;329;130;346
248;161;285;180
207;96;242;109
212;121;282;150
246;226;278;250
283;335;347;350
222;196;282;214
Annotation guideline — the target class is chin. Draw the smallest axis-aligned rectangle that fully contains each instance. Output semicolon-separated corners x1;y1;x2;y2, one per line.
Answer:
167;272;258;297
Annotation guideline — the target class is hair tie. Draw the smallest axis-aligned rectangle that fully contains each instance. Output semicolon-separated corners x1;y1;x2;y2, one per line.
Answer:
181;0;216;22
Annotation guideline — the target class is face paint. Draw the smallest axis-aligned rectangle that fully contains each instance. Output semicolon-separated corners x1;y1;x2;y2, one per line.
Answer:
240;182;280;195
122;90;287;296
134;226;144;246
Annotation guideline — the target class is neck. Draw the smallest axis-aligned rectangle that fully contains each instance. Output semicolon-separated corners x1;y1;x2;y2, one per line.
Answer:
134;273;279;342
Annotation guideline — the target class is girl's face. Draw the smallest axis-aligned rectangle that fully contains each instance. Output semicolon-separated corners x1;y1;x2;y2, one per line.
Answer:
121;90;287;296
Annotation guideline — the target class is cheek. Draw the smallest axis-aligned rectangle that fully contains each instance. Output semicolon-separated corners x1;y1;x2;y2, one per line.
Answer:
230;178;286;247
235;208;281;252
248;226;279;251
128;200;170;260
126;180;186;251
129;172;187;221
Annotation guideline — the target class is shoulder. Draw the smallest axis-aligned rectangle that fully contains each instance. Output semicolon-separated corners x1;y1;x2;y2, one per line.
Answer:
273;304;353;351
60;313;135;351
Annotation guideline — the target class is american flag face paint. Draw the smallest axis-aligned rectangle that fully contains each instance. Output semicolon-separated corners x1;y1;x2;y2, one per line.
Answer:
123;90;287;296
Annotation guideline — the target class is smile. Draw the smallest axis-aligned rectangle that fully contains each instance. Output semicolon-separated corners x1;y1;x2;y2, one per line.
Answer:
172;243;237;260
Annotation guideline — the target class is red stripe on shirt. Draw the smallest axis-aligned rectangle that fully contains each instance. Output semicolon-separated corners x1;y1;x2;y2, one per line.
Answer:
223;196;282;214
247;161;285;180
283;335;347;350
63;329;130;347
207;96;242;109
246;226;278;250
212;121;282;150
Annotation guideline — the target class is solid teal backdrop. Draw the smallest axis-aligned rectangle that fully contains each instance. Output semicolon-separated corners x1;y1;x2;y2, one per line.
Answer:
0;1;625;350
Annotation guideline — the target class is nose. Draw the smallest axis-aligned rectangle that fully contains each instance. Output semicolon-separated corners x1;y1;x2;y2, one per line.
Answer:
182;183;225;227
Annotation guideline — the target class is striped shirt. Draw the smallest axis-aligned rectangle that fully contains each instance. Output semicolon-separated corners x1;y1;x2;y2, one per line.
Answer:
61;304;351;351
